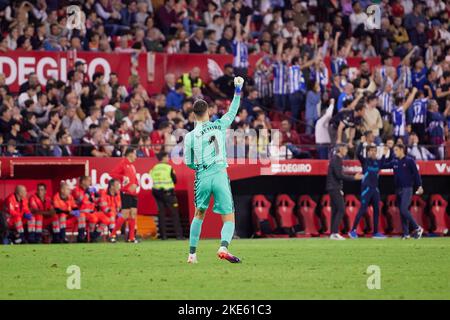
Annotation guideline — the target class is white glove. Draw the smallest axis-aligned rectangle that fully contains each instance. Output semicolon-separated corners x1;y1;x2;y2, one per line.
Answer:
234;76;244;90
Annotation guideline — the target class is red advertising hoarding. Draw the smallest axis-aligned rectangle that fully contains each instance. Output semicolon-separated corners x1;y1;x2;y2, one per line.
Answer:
0;51;395;94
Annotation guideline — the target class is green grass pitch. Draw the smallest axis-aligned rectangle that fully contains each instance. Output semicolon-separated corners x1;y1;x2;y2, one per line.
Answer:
1;238;450;300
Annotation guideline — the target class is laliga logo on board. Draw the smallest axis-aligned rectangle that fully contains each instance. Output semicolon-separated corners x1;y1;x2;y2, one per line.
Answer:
63;170;153;192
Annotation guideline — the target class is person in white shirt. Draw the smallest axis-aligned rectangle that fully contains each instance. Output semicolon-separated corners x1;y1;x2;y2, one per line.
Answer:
103;104;117;127
315;99;335;159
269;130;292;160
362;94;383;143
18;87;38;109
83;107;101;131
408;132;436;161
349;2;367;33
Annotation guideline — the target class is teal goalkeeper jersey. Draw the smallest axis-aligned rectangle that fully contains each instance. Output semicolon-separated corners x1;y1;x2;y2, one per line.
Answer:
184;93;241;177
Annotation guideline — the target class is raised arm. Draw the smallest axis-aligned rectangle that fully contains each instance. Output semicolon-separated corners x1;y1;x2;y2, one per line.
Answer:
402;87;418;111
333;32;340;57
348;92;363;110
275;38;285;62
400;46;417;66
300;54;318;70
243;15;251;39
343;38;353;58
218;77;244;128
234;13;242;42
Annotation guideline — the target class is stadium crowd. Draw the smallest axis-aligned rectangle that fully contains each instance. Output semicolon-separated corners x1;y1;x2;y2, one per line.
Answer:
0;0;449;161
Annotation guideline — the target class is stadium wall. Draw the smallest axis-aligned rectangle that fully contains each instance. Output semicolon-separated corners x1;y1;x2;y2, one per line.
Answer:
0;51;397;94
1;157;449;238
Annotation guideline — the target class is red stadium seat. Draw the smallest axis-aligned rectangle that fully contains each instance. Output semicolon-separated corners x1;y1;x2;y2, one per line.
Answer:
320;195;332;235
410;195;429;232
275;194;299;237
364;202;387;234
297;195;320;237
429;195;449;236
385;195;403;235
344;195;364;235
252;195;277;237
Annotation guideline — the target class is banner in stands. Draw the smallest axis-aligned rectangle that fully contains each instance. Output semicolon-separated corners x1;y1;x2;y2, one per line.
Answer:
0;51;395;94
0;51;133;92
263;160;450;176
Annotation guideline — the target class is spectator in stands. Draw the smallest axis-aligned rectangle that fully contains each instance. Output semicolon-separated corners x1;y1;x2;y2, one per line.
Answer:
305;81;321;135
18;86;38;109
329;101;365;149
4;139;21;157
19;72;40;94
362;94;383;144
0;0;448;162
53;130;73;157
157;0;181;36
82;128;111;157
408;132;436;160
337;83;354;111
62;106;85;143
178;67;203;98
268;129;292;160
427;98;447;159
189;27;207;53
209;63;235;99
0;107;12;135
166;83;185;110
4;120;25;147
150;121;170;154
83;107;101;131
104;104;118;128
36;136;53;156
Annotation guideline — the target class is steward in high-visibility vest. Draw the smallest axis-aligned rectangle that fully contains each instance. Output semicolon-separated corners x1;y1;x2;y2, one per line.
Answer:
150;151;184;240
178;68;203;97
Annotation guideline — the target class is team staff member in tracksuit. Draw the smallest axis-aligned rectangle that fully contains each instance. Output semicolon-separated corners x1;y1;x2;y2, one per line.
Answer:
150;151;184;240
348;145;388;239
326;144;363;240
110;147;140;243
382;144;424;239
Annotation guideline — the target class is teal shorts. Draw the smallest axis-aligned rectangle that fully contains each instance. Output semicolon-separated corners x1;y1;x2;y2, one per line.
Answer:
194;169;234;214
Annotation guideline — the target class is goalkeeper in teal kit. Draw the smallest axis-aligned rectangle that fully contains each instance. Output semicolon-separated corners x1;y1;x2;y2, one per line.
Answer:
184;76;244;264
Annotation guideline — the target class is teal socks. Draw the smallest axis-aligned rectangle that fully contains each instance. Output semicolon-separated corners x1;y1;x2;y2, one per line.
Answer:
220;221;235;248
189;217;203;254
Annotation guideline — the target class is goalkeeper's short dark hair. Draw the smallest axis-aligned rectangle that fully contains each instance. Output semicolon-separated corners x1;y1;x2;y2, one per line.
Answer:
193;99;208;116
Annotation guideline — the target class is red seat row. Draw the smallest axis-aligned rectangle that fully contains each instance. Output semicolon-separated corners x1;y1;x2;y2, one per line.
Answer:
252;194;450;238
